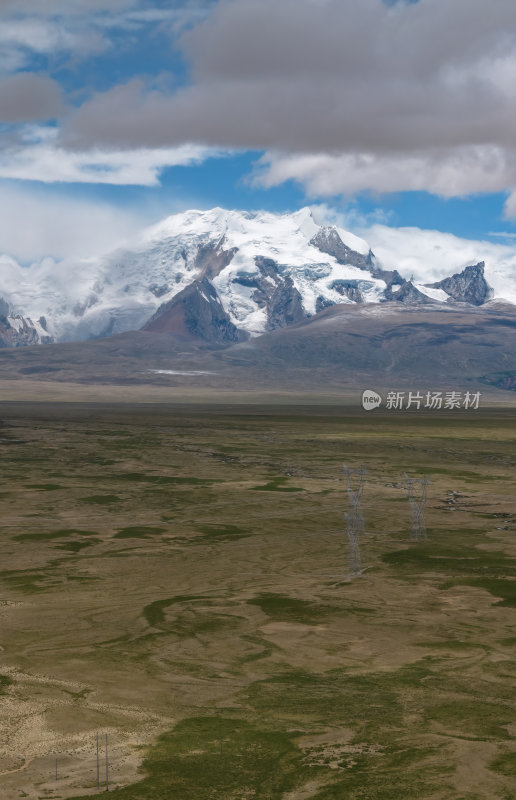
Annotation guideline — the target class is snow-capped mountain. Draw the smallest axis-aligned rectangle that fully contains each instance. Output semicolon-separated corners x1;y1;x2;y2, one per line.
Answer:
0;207;514;348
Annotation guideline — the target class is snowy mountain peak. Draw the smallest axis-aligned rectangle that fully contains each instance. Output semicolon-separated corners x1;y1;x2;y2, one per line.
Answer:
0;207;513;348
142;206;319;252
142;206;233;243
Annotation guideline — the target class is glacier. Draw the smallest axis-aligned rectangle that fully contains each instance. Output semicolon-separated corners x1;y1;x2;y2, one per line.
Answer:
0;207;515;347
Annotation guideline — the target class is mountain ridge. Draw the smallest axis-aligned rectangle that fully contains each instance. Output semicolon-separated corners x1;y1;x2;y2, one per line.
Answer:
0;302;515;396
0;207;515;349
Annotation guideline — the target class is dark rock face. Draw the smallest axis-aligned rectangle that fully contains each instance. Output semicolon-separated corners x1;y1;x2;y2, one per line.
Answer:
0;314;53;347
0;297;10;317
267;275;306;330
232;257;279;312
310;227;374;270
385;281;432;305
329;279;378;304
315;296;335;313
330;280;364;303
232;256;309;331
428;262;492;306
149;284;170;298
143;277;247;345
374;268;405;286
143;239;238;304
194;237;238;280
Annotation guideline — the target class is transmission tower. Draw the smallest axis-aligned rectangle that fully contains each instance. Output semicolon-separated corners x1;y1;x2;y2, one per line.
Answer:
404;474;429;540
343;465;366;529
343;465;367;574
344;511;362;574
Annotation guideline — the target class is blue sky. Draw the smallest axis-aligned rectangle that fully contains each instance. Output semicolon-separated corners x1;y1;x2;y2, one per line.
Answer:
1;0;516;261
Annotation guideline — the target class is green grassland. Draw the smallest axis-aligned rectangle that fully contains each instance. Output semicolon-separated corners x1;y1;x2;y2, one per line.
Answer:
0;405;514;799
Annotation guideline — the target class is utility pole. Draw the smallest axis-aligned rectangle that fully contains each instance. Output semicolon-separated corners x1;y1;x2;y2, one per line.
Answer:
96;732;100;792
105;733;109;792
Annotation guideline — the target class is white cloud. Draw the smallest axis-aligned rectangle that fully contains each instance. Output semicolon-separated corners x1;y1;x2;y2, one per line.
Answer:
0;2;211;73
101;5;211;32
503;190;516;220
254;148;516;199
0;126;223;186
55;0;516;201
0;18;78;53
3;0;516;205
0;183;151;261
360;222;516;303
0;15;107;71
309;202;393;231
306;202;515;303
489;231;516;239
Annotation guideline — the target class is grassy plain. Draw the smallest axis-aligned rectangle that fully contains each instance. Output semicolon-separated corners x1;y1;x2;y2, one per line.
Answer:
0;403;514;799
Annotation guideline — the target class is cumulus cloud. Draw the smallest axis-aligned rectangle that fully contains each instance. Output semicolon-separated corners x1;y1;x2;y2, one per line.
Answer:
58;0;516;199
0;126;222;186
3;0;516;203
253;147;516;198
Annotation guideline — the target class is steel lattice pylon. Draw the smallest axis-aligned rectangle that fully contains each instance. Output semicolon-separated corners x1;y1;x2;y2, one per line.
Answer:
343;465;367;574
343;511;362;574
404;473;429;541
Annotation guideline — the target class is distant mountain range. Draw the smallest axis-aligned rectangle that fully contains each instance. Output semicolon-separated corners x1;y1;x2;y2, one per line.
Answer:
0;207;513;349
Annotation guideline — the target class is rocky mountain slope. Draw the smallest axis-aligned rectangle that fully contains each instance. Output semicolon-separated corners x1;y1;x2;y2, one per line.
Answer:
0;302;515;396
0;208;514;348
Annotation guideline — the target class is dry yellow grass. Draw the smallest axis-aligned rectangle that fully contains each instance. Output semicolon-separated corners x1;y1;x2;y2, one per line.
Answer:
0;403;514;799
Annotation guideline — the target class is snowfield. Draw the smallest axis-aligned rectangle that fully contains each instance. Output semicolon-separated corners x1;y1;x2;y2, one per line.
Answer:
1;207;515;345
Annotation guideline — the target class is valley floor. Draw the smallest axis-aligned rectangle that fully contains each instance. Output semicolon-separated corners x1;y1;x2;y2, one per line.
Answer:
0;403;515;799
